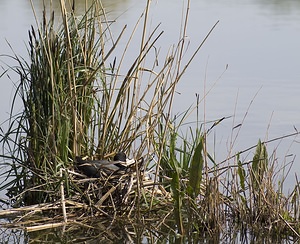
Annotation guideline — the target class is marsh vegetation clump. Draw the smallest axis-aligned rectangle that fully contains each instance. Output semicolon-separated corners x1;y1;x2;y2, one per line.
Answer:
0;0;300;241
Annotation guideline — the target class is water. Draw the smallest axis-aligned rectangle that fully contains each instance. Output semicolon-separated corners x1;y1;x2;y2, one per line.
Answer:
0;0;300;242
2;0;299;155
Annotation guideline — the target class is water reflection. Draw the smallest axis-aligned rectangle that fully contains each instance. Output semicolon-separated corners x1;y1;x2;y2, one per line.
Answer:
1;218;298;243
13;0;300;17
255;0;300;15
30;0;135;17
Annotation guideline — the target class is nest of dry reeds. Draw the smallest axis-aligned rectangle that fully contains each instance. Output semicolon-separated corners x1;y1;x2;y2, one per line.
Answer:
0;155;172;235
69;157;150;213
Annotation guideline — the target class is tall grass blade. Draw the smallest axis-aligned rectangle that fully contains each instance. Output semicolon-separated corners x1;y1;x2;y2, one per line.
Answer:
237;153;246;191
187;135;204;198
168;130;184;234
251;139;268;191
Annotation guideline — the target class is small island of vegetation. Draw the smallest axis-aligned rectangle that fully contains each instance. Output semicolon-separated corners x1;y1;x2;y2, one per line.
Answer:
0;0;299;242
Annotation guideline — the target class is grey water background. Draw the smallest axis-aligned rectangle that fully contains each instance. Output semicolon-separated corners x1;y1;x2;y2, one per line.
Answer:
0;0;300;215
0;0;299;242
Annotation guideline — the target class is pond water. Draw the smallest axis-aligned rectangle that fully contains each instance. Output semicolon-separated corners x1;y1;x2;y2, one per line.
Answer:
1;0;300;159
0;0;300;242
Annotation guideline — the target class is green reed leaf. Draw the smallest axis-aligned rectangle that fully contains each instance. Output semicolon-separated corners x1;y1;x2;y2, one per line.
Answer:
237;153;246;191
187;135;204;198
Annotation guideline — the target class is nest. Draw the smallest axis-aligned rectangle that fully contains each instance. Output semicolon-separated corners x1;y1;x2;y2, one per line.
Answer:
0;156;172;233
67;156;170;216
74;162;141;207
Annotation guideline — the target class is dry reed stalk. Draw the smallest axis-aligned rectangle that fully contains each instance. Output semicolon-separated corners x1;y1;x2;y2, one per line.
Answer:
26;222;67;232
96;185;117;207
0;200;86;219
0;203;58;217
60;168;67;223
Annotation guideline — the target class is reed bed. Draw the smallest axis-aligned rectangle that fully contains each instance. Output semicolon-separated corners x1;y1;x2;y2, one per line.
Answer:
1;0;300;242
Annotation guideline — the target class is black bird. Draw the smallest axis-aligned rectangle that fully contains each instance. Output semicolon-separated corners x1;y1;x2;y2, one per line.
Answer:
75;152;127;177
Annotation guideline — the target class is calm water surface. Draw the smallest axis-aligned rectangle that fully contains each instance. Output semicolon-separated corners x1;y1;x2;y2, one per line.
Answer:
0;0;300;241
1;0;299;154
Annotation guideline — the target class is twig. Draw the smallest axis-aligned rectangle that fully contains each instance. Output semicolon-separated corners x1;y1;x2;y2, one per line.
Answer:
123;174;134;204
278;213;300;238
96;184;118;207
0;203;60;217
26;222;66;232
60;168;67;223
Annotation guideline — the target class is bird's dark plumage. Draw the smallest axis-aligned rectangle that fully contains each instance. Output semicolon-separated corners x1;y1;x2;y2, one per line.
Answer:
75;152;127;177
